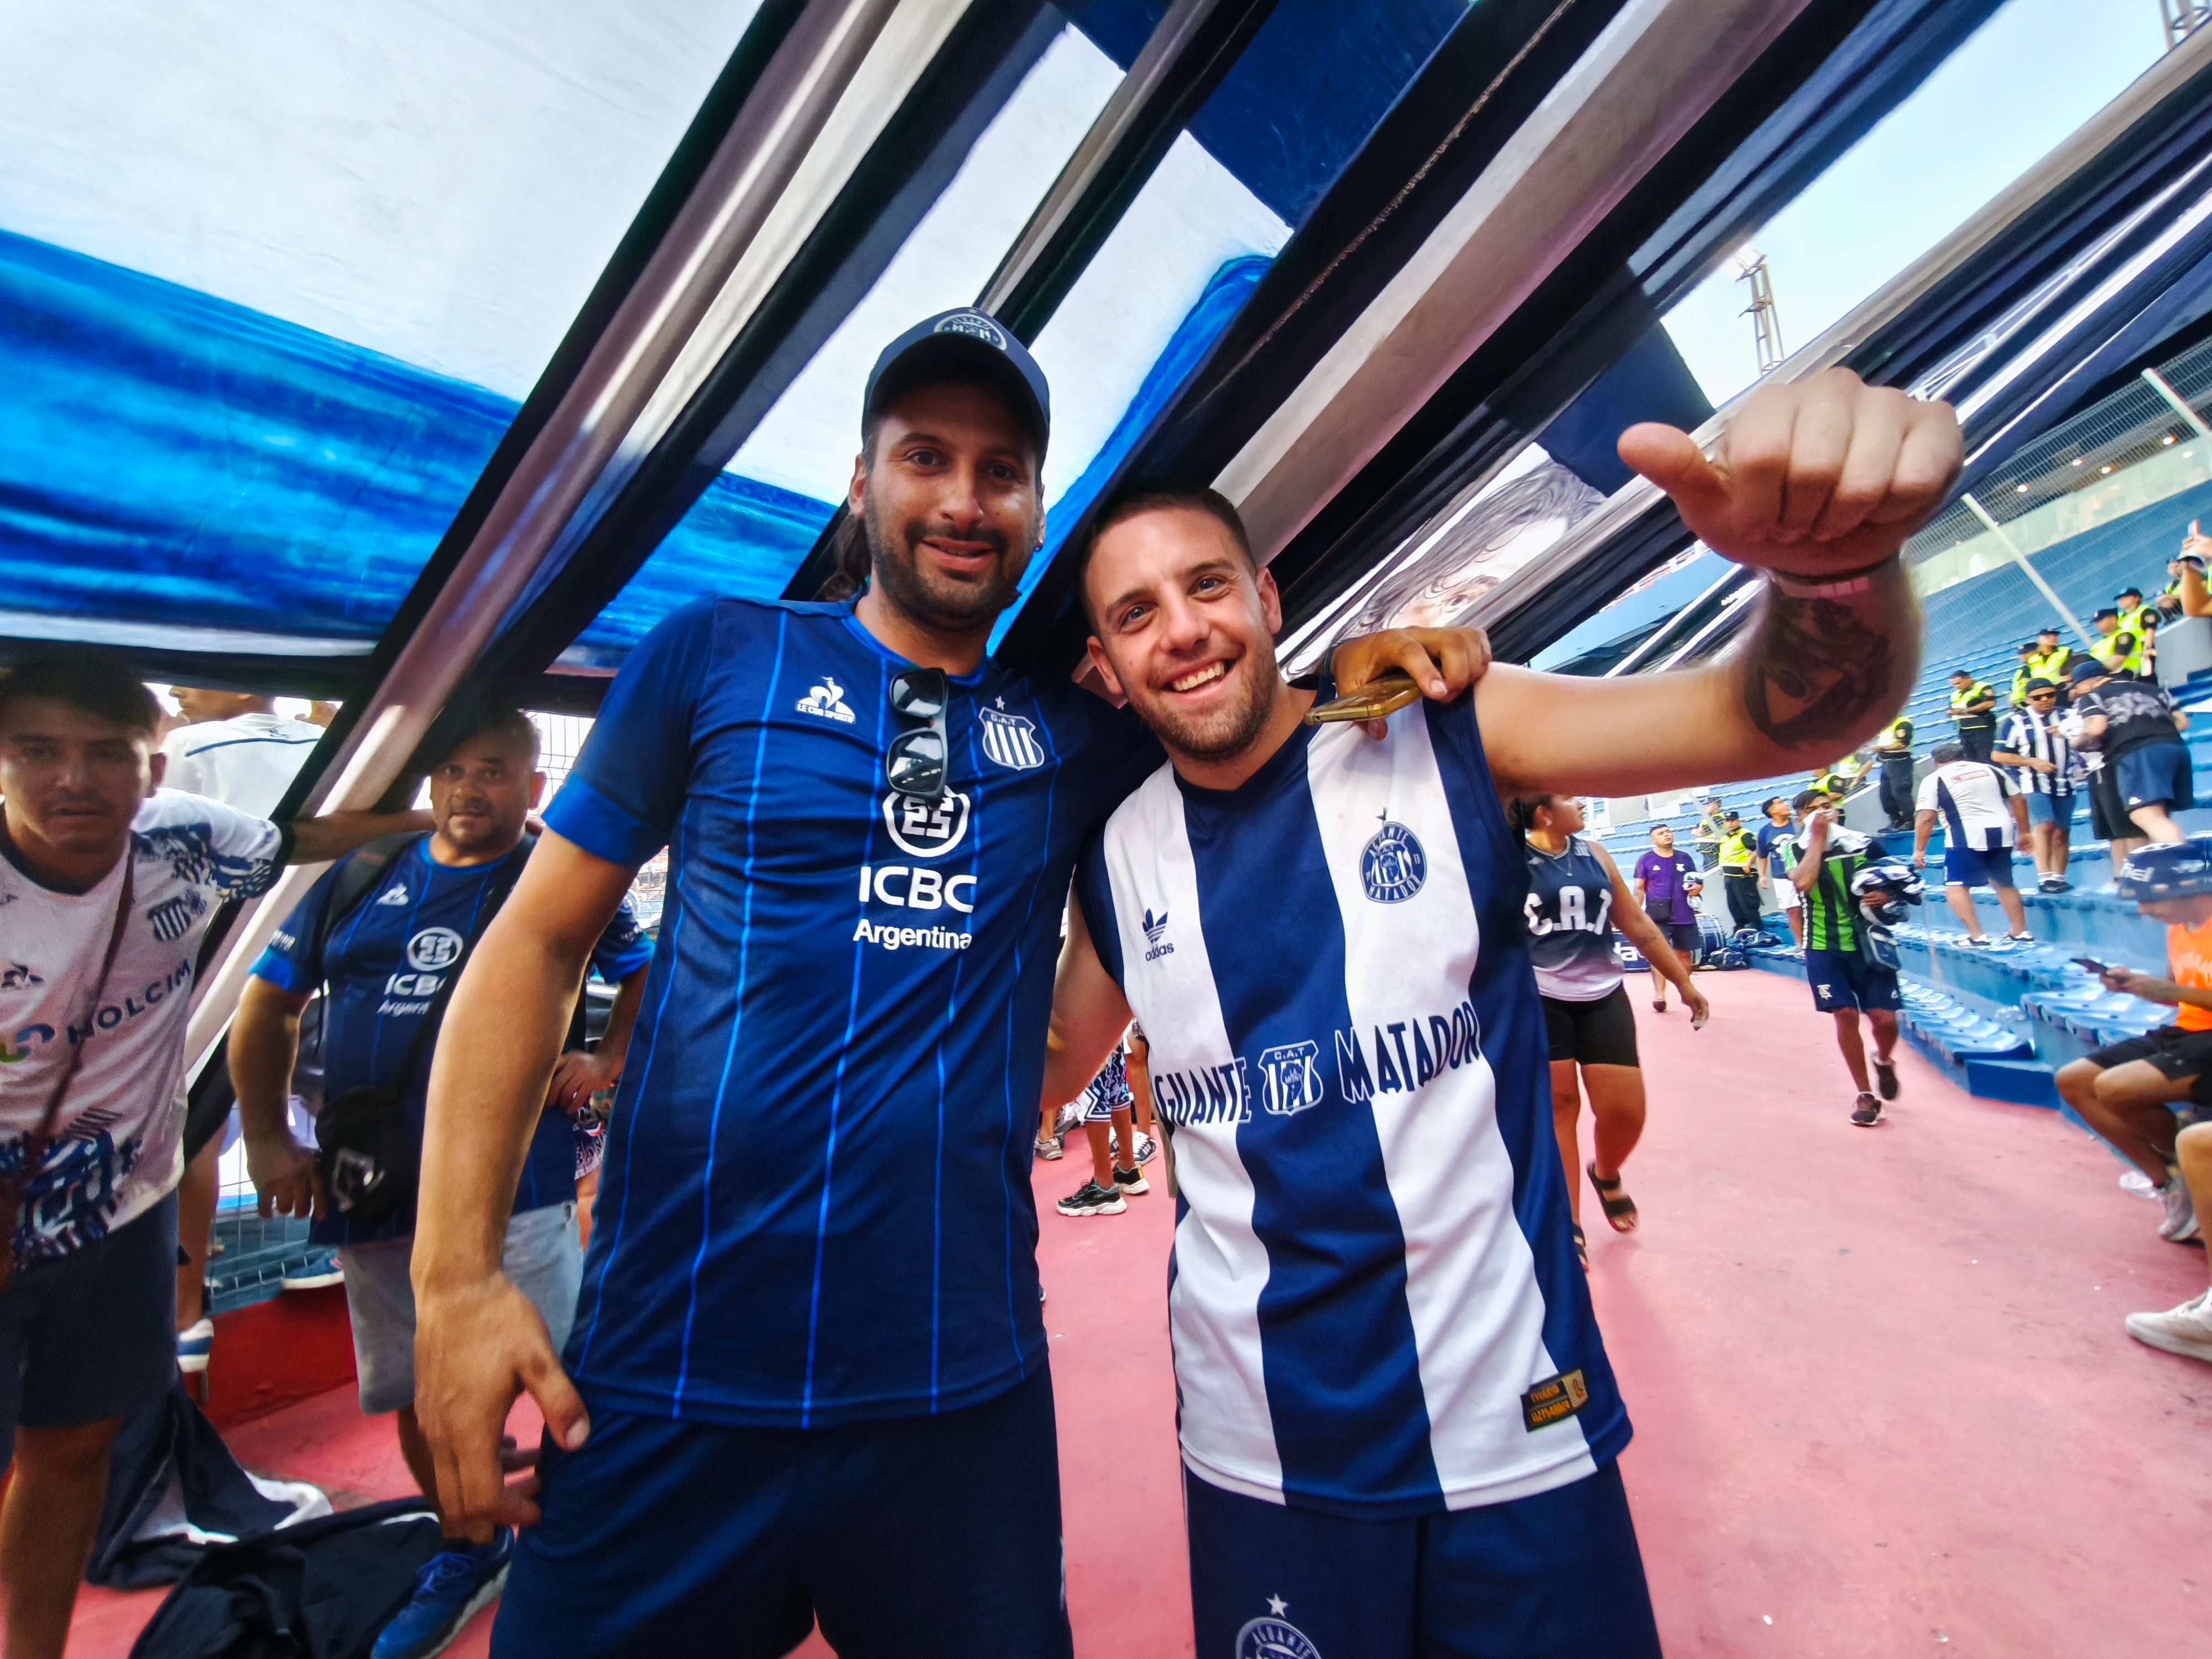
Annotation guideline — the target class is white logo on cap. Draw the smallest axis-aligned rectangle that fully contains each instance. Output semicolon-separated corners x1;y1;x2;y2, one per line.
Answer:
933;311;1008;351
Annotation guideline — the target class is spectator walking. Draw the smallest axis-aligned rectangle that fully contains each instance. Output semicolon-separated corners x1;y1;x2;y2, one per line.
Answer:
1946;668;1997;761
2064;660;2144;873
1633;825;1703;1011
1053;1036;1146;1218
1870;715;1916;832
1756;796;1805;948
2071;660;2193;845
1911;741;2033;945
1515;795;1705;1270
1718;810;1762;932
0;654;422;1659
2054;842;2212;1251
156;688;328;1374
1792;794;1911;1126
231;711;650;1659
1994;678;2077;893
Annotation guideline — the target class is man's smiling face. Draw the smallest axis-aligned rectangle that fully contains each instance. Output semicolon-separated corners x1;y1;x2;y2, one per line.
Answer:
1082;503;1285;768
852;380;1043;637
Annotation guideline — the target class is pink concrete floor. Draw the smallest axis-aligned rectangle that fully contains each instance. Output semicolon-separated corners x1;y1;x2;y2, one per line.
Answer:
64;969;2212;1656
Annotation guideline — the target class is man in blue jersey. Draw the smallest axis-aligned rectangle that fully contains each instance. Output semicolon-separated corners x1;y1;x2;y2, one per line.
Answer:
1044;364;1958;1656
401;312;1489;1657
231;710;649;1659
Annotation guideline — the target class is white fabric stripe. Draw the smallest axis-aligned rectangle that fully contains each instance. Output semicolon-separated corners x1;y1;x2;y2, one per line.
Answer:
1303;716;1595;1502
1102;768;1284;1501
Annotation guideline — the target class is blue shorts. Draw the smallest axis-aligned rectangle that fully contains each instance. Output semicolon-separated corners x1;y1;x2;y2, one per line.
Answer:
2117;742;2194;812
1942;842;2016;890
1185;1460;1660;1659
0;1191;178;1470
493;1366;1070;1659
1805;947;1901;1015
2025;792;2071;827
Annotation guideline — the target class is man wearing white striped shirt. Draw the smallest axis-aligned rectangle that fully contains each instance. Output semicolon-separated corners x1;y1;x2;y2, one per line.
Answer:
1994;677;2078;893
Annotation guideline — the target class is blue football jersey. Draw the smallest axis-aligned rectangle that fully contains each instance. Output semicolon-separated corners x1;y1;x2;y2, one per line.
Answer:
541;596;1156;1428
1073;697;1629;1519
253;837;650;1245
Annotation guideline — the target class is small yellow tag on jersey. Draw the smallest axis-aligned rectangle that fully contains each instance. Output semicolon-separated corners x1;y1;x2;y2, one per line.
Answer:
1521;1368;1591;1432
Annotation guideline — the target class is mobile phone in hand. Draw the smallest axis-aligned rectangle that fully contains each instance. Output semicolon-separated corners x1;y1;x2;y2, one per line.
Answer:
2072;957;2113;977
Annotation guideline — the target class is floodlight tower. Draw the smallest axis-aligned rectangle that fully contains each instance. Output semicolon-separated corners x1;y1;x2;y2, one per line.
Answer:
1728;245;1786;377
2166;1;2212;48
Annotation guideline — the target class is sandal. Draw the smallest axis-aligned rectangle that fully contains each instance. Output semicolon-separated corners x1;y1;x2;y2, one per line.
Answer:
1588;1163;1639;1234
1571;1224;1588;1272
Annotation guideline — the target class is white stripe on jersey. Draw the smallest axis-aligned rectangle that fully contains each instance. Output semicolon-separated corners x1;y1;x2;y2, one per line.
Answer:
1104;768;1284;1501
1303;718;1594;1507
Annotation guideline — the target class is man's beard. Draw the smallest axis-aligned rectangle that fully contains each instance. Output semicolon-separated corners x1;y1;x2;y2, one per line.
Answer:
864;493;1034;634
1135;658;1277;766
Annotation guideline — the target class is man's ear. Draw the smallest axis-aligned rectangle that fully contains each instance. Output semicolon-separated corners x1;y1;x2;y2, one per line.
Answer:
1085;635;1126;701
847;451;868;517
148;748;167;791
529;770;547;809
1256;566;1284;637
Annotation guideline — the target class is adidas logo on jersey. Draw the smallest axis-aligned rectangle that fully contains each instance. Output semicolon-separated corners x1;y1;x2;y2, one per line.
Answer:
375;885;410;906
796;675;857;724
1142;907;1173;961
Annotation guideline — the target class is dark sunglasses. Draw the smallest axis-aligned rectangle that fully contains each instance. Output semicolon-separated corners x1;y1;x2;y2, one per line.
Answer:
887;668;949;801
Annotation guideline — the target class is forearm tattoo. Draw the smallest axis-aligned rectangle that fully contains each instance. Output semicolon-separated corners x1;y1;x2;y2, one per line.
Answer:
1738;569;1916;753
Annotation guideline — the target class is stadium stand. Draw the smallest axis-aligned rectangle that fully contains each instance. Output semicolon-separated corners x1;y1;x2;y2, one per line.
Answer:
1589;474;2212;1117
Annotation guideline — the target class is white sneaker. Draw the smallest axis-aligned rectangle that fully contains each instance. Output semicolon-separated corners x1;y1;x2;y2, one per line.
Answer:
2157;1177;2200;1241
2125;1290;2212;1363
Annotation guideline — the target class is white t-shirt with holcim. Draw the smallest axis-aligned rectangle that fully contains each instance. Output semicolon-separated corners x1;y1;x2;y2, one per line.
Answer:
1;790;281;1260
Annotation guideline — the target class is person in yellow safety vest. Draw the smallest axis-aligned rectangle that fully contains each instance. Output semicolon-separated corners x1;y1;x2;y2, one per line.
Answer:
2024;627;2072;697
2089;609;2144;676
2007;639;2039;709
2117;584;2157;665
1717;811;1763;932
1871;716;1915;831
1947;669;1998;761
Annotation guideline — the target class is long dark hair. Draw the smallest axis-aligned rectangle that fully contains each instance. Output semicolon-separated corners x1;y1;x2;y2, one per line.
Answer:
1507;794;1566;842
813;509;874;603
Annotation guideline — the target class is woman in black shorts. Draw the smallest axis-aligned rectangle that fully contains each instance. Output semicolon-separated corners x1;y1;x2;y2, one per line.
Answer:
1514;795;1708;1267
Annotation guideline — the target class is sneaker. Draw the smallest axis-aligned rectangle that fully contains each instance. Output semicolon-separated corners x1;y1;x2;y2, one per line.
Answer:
2125;1290;2212;1364
371;1529;513;1659
176;1318;213;1376
1055;1103;1084;1136
1113;1164;1150;1196
1131;1133;1157;1167
2157;1177;2200;1242
2048;878;2072;893
1963;936;1991;949
2007;931;2034;943
281;1249;344;1291
1871;1058;1899;1102
1850;1093;1883;1127
1055;1181;1126;1218
1033;1135;1063;1161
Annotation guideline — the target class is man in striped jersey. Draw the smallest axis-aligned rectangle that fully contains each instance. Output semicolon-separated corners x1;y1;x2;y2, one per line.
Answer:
1047;364;1959;1655
1994;677;2077;892
1791;789;1905;1127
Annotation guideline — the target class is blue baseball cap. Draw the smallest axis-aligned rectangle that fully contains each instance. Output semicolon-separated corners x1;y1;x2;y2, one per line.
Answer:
864;310;1050;460
2115;840;2212;903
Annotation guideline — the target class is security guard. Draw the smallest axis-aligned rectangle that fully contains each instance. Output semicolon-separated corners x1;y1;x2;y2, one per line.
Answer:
1947;669;1997;760
2007;639;2039;709
2116;586;2157;674
2088;609;2136;675
1718;810;1764;932
2023;627;2072;695
1871;714;1915;831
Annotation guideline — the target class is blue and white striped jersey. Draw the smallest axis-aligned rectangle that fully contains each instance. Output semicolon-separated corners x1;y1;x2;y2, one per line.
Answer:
542;597;1156;1428
1073;697;1627;1518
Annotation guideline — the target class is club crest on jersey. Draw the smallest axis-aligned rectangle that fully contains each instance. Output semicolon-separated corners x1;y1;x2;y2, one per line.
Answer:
407;927;466;972
146;891;207;943
979;703;1045;770
375;885;411;907
1237;1602;1322;1659
795;675;856;724
1257;1042;1322;1115
882;790;971;859
1360;813;1427;903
